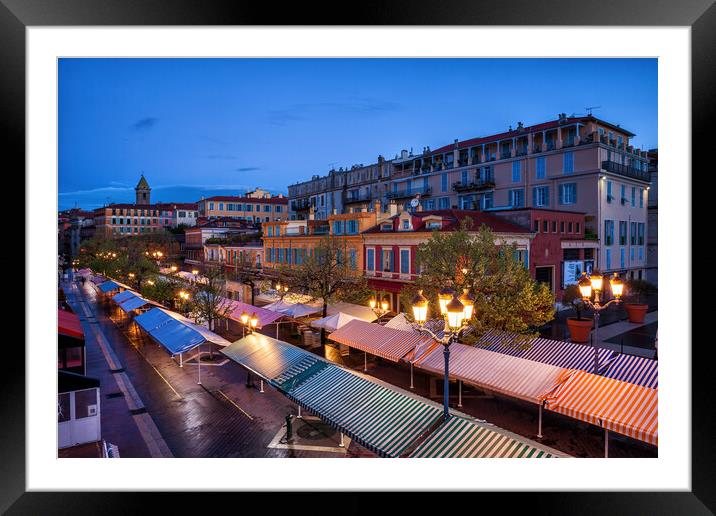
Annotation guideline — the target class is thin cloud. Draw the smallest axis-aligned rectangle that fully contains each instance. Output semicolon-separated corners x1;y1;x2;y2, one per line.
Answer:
206;154;238;160
236;167;260;172
130;117;159;131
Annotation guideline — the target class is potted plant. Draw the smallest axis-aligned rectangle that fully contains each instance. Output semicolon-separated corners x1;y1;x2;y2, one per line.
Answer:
562;284;592;343
624;279;652;323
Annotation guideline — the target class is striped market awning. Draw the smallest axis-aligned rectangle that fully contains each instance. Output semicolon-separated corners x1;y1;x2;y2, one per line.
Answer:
134;307;231;354
541;369;658;446
221;333;329;390
477;330;616;373
112;290;136;304
414;343;570;404
119;295;152;312
286;366;443;457
328;319;434;362
409;416;558;458
98;280;121;293
601;354;658;389
224;299;286;329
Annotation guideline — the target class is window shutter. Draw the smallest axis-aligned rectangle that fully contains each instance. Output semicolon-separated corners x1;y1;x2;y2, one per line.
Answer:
558;185;564;204
532;187;537;206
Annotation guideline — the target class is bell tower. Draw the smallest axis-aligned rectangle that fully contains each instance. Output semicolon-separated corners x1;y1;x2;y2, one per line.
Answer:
135;174;151;205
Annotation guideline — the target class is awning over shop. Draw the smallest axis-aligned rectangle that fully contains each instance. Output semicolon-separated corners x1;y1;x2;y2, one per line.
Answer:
134;307;231;354
477;330;616;373
58;309;84;339
221;333;330;390
541;370;658;446
384;313;415;332
328;319;433;362
119;295;152;312
601;354;658;389
326;302;377;322
224;300;286;329
415;343;570;404
409;415;558;458
112;290;136;304
310;312;361;332
278;303;322;319
286;366;443;457
98;280;121;293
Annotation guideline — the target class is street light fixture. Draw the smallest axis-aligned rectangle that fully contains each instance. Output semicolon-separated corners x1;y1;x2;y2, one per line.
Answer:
240;310;249;337
369;293;391;318
411;288;474;420
578;271;626;373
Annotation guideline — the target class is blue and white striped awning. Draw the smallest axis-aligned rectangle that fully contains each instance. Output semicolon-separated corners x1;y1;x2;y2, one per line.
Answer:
98;280;121;293
601;353;658;389
477;330;616;373
286;366;443;457
134;307;230;355
409;416;558;458
111;290;152;312
221;333;329;390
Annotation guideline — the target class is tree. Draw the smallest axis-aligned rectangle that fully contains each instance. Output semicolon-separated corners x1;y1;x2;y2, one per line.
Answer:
188;266;234;358
278;235;371;344
77;236;122;276
230;254;263;305
404;219;555;342
140;276;180;308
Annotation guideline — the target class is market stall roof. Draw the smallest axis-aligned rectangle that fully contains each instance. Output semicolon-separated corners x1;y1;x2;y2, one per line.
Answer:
112;290;136;304
328;319;434;362
58;309;84;339
98;280;121;293
286;365;443;457
89;275;107;285
384;313;415;332
541;369;658;446
224;299;286;329
119;295;153;312
310;312;361;332
221;333;330;390
477;330;616;373
76;268;93;277
274;302;322;319
409;415;559;458
134;307;231;354
601;353;658;389
326;302;377;322
415;342;570;404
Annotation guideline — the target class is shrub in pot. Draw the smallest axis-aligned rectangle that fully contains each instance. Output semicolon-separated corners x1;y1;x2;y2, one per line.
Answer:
562;284;592;343
624;279;652;323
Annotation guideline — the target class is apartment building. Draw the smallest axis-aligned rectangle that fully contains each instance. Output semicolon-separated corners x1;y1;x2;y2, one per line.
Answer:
645;149;658;285
262;209;378;271
197;189;288;223
288;114;651;277
184;220;259;266
361;209;533;311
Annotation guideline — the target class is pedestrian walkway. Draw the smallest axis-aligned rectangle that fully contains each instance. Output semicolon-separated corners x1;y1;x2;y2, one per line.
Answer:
75;280;372;458
595;311;658;358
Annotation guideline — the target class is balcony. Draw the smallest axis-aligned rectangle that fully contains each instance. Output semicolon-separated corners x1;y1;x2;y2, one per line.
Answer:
452;178;495;192
344;192;373;204
601;160;651;182
500;152;511;160
293;199;312;211
386;186;432;199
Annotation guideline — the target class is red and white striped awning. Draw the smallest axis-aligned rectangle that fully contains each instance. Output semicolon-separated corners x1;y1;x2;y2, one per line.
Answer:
223;299;286;329
541;369;658;445
328;319;434;362
414;343;570;404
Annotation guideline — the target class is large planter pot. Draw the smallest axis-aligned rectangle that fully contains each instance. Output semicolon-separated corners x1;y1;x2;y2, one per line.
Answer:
566;317;593;343
625;303;649;324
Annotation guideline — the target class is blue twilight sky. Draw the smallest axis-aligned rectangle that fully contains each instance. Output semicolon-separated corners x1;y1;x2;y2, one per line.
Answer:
58;58;657;211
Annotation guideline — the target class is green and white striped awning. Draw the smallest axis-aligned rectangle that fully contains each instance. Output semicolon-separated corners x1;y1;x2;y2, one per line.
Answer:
286;366;443;457
409;415;557;458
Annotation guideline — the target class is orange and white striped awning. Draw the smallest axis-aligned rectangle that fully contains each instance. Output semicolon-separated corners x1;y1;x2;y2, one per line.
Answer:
541;369;658;446
414;343;570;404
327;319;434;362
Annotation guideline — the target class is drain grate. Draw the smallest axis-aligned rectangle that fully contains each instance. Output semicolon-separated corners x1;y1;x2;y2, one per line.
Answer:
106;392;124;399
129;407;147;415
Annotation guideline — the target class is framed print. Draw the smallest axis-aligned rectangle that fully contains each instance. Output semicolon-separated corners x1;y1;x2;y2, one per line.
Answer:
3;0;712;513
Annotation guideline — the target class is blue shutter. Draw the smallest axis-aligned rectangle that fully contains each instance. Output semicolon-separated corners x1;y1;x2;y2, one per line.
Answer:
532;187;537;207
390;250;395;272
558;185;564;204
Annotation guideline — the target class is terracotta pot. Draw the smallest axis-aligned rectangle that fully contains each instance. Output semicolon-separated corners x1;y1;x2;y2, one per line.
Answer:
566;317;593;343
625;303;649;324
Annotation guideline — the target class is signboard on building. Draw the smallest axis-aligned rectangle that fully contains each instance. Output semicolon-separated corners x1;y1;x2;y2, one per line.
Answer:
563;260;595;287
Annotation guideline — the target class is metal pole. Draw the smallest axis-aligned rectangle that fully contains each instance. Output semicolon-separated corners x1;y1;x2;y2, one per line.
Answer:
537;403;543;438
339;432;345;447
604;428;609;458
276;322;279;339
179;353;183;368
197;345;202;385
458;380;462;408
593;310;600;373
260;379;264;393
410;362;414;389
364;352;367;372
297;405;302;419
443;341;450;420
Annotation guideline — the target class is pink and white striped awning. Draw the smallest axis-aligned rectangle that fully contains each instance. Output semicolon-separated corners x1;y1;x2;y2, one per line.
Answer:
328;319;434;362
414;343;570;404
224;299;286;329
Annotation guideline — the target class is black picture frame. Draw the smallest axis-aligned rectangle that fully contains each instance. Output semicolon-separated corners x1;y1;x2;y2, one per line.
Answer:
3;0;710;512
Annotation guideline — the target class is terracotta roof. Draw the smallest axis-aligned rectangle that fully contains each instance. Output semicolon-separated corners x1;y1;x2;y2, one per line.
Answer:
201;196;288;204
429;116;635;156
363;209;533;234
154;202;198;211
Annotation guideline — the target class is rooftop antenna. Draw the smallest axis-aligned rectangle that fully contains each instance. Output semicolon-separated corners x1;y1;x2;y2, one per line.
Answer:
585;106;601;116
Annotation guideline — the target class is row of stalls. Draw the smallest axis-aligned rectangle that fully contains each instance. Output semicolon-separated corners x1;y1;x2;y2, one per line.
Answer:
220;332;561;458
325;318;658;456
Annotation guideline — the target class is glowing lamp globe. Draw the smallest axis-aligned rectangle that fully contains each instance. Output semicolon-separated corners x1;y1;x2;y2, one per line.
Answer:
250;313;259;329
589;270;604;292
411;290;429;325
459;288;475;321
438;287;455;315
578;273;593;300
240;311;249;325
445;296;466;331
610;274;625;299
368;296;377;309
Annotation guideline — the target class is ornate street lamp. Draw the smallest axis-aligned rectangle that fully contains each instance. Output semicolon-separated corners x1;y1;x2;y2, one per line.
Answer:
578;271;626;373
240;310;249;337
369;293;391;318
411;288;474;420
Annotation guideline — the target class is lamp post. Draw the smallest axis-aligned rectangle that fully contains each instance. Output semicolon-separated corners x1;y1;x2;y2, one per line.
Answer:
240;310;249;338
411;288;474;420
368;293;391;319
577;271;626;373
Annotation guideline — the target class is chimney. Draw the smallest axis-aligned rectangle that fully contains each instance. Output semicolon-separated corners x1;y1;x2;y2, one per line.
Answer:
308;206;315;221
373;199;381;213
388;201;398;217
454;138;459;148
